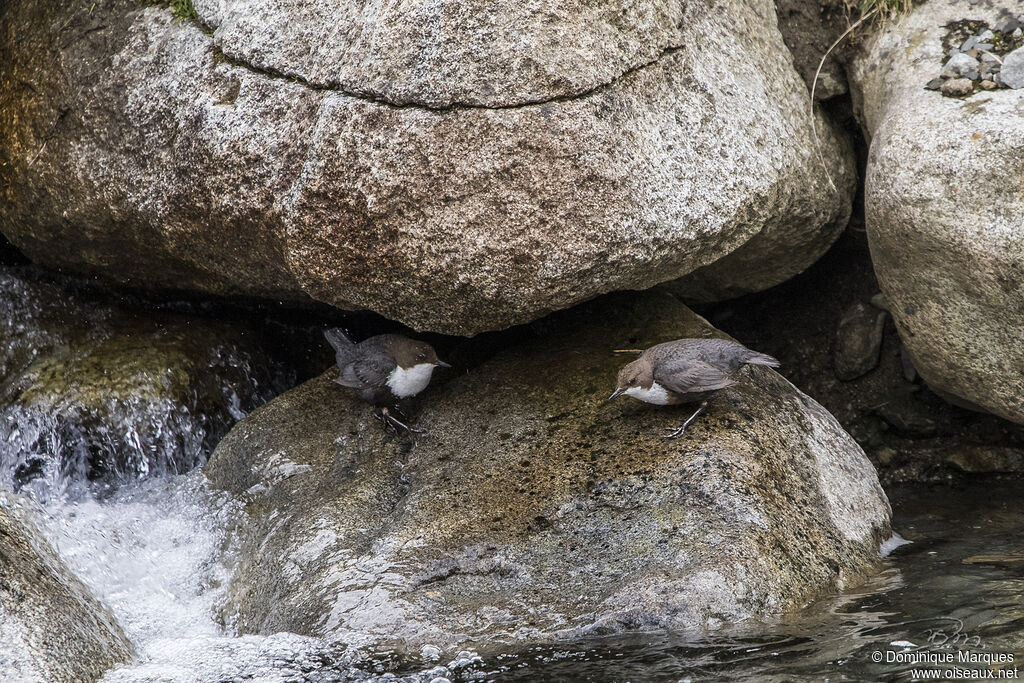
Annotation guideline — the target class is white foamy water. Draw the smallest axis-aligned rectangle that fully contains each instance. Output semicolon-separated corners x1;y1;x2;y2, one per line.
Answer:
2;464;488;683
29;472;348;682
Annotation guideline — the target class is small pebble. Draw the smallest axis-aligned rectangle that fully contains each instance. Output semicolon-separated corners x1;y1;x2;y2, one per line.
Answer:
960;36;979;52
998;18;1020;34
980;79;997;89
942;52;979;78
941;78;974;96
874;447;896;466
925;77;944;90
833;302;887;381
978;29;994;42
1003;18;1021;32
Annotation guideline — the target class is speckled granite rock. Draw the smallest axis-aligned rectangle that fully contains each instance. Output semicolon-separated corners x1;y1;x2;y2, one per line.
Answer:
0;494;132;682
849;0;1024;425
1;0;853;334
205;292;890;652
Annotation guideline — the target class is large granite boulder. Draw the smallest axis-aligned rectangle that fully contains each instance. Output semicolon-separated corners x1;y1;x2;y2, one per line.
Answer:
0;0;853;335
0;268;278;499
205;292;890;653
849;1;1024;424
0;494;132;682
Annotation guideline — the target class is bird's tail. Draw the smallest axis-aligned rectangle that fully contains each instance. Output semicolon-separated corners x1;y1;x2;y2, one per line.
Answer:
323;327;355;352
745;351;780;368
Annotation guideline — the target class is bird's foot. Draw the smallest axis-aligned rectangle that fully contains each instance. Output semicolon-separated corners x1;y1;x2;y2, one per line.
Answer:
662;425;688;439
375;407;426;434
660;401;707;440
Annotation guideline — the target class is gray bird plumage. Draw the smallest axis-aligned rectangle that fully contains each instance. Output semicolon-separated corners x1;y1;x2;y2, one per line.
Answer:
324;328;449;432
610;338;779;438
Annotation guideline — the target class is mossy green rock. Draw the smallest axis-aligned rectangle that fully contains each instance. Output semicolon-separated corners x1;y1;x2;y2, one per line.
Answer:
206;292;890;651
0;494;132;681
0;268;276;496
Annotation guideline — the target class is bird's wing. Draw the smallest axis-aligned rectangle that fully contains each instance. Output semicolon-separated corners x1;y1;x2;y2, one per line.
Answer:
345;351;397;389
654;359;736;394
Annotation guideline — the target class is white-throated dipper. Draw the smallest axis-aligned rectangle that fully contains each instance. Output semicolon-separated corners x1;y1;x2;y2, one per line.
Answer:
324;328;450;432
609;338;779;438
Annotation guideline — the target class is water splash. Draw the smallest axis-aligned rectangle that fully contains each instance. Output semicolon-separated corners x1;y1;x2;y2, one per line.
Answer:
32;473;335;681
0;267;279;501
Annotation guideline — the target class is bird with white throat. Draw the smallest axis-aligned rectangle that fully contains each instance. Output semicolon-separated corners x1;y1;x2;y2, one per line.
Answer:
609;338;780;438
324;328;450;433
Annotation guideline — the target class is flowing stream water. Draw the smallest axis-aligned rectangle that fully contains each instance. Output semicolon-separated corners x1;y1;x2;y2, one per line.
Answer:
10;466;1024;682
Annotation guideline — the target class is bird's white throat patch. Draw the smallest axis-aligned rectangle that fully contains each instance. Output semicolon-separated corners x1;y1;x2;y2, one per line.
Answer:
387;363;436;398
624;382;671;405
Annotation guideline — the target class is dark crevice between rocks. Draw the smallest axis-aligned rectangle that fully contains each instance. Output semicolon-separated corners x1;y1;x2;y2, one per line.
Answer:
698;228;1024;487
0;233;29;266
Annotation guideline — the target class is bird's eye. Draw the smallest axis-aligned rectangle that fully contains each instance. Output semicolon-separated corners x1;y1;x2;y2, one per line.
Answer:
417;353;426;361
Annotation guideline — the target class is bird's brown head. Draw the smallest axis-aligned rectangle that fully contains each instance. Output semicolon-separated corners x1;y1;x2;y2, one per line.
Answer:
609;357;653;399
390;337;451;370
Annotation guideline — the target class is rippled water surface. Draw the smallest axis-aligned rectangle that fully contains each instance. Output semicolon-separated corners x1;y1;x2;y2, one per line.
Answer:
20;475;1024;682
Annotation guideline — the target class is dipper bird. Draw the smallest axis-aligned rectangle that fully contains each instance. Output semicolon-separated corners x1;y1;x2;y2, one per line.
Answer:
609;338;779;438
324;328;450;433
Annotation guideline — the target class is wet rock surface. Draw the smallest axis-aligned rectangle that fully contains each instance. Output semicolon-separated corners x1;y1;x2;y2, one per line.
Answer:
0;494;132;682
0;268;279;499
0;0;853;334
205;292;890;652
849;0;1024;426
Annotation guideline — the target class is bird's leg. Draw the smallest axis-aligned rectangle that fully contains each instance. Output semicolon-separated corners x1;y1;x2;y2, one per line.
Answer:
372;406;398;433
663;401;708;439
379;406;425;434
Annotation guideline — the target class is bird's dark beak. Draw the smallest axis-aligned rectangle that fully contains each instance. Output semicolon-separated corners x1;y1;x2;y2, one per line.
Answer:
436;360;452;368
608;388;624;400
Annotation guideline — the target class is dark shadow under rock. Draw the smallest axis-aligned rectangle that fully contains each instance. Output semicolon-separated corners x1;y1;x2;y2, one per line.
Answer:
703;228;1024;485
